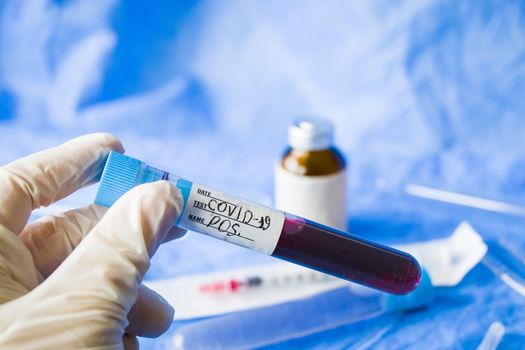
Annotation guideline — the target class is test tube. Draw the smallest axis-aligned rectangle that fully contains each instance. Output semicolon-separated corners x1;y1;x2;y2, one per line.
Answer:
95;152;421;295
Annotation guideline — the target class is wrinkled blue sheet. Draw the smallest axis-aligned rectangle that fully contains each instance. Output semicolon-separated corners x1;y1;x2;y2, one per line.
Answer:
1;0;525;348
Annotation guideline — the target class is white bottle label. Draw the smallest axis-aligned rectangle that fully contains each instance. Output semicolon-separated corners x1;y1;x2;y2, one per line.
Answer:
274;166;347;231
179;183;285;255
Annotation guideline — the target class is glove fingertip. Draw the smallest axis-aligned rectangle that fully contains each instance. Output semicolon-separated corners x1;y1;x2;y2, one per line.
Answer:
92;132;125;154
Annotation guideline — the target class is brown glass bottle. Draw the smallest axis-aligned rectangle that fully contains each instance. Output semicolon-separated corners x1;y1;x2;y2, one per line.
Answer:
274;118;348;231
281;147;346;176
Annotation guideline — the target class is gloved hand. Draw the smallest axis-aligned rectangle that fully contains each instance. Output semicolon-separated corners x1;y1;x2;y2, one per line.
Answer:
0;133;186;349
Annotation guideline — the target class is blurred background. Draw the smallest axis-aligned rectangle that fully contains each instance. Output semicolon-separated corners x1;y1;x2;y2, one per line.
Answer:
2;0;525;348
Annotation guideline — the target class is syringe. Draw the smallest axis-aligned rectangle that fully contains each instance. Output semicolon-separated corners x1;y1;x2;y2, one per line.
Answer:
199;269;335;294
173;271;434;350
95;152;421;295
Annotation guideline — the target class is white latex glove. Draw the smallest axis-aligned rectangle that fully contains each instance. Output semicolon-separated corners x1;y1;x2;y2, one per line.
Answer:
0;134;186;349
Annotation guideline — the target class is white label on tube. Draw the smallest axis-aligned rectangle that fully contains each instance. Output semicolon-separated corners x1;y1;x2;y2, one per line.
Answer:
179;183;285;255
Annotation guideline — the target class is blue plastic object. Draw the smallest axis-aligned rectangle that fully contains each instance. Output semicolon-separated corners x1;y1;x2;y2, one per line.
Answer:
95;152;142;208
385;269;434;312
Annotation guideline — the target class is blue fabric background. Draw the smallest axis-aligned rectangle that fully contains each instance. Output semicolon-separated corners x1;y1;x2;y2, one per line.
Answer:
1;0;525;348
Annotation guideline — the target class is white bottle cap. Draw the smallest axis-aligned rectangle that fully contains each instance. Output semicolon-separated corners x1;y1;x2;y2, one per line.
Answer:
288;117;334;151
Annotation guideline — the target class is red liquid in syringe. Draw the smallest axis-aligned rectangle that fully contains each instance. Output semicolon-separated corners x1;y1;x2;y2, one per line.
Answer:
199;270;334;294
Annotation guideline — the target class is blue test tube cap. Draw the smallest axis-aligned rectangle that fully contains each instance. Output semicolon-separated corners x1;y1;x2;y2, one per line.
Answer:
95;152;142;208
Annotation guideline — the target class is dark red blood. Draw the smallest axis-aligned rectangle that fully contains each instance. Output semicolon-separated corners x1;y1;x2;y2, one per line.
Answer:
272;215;421;295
